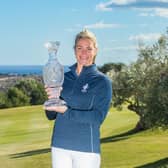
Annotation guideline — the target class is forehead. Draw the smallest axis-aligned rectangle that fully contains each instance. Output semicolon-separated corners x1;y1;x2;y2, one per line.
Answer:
76;38;94;46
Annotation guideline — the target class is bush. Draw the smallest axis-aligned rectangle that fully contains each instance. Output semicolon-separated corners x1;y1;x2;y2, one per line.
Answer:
0;91;8;108
15;79;47;105
7;87;30;107
0;78;47;109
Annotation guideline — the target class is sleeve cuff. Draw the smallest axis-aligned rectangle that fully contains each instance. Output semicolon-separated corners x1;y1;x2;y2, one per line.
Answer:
45;110;57;120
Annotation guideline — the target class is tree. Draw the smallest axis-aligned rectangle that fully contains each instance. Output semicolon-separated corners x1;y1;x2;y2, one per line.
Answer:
98;63;125;74
110;30;168;129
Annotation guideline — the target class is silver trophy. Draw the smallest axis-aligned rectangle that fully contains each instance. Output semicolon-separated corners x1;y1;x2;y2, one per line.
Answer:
43;41;65;107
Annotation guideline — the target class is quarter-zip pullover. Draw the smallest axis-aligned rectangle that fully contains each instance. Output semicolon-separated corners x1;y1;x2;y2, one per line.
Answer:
46;63;112;153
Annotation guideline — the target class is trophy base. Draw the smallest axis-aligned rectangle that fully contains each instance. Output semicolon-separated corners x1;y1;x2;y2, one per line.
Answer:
44;98;66;107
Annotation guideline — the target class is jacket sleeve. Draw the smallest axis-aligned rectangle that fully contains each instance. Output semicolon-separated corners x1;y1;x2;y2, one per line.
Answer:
45;110;57;120
63;79;112;125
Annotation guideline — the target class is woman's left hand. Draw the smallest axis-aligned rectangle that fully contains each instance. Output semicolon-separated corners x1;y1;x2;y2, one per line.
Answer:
44;105;67;114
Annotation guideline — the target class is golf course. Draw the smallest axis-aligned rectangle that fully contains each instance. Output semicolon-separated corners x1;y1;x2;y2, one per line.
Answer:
0;105;168;168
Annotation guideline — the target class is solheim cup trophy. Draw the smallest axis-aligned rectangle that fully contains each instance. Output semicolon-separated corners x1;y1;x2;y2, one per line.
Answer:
43;41;65;107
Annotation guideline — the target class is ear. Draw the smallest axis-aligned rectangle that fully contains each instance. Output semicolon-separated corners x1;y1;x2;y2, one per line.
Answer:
95;47;98;55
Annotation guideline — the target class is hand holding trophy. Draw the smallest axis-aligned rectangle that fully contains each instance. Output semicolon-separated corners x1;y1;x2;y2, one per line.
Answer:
43;41;65;107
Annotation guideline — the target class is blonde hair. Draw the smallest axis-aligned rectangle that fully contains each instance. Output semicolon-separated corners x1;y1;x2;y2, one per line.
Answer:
74;29;98;63
74;29;98;49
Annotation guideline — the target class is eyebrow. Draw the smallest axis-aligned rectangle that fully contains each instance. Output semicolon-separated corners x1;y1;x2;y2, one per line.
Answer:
76;44;93;47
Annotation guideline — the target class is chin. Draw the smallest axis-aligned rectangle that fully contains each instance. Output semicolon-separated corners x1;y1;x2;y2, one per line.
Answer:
79;61;88;66
78;60;92;66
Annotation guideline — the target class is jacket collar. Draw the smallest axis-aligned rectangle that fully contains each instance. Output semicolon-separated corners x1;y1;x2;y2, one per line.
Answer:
69;63;97;76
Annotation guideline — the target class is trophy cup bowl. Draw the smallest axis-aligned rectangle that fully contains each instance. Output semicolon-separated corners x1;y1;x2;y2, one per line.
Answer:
43;41;65;107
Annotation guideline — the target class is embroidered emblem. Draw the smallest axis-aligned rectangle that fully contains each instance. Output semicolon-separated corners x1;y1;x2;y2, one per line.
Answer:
81;83;89;93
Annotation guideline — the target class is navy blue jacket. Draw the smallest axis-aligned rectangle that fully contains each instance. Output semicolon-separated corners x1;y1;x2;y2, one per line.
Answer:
46;63;112;153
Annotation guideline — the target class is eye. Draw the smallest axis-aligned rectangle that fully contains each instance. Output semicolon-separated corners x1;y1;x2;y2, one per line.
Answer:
87;47;93;51
76;47;81;50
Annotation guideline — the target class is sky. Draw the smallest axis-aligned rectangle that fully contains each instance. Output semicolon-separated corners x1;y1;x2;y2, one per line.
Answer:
0;0;168;66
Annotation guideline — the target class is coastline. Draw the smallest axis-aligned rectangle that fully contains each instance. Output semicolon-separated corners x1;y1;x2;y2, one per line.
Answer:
0;65;43;76
0;65;69;92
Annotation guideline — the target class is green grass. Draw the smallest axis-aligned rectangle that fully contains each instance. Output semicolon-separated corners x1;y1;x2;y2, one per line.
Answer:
0;106;168;168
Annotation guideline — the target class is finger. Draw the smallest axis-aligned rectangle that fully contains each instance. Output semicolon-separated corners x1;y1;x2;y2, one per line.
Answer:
44;106;56;111
45;87;52;92
48;95;57;99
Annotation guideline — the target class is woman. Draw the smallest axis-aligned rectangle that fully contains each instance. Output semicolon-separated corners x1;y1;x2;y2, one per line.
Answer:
44;29;112;168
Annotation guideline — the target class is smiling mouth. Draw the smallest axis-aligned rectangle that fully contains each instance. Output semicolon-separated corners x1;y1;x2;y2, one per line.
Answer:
80;56;88;59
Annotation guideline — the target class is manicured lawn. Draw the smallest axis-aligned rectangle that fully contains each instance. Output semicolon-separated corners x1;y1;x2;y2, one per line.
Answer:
0;105;168;168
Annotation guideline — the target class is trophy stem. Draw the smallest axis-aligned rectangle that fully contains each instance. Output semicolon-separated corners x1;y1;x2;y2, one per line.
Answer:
44;97;66;107
43;86;66;107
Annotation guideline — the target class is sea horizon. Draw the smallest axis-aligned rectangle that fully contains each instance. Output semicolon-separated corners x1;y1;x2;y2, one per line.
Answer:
0;65;70;75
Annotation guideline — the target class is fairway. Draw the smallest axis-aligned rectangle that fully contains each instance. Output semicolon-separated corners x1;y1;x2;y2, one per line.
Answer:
0;105;168;168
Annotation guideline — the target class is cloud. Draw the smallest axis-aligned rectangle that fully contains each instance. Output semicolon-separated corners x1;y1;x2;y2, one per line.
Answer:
142;8;168;17
139;12;153;16
84;21;121;29
96;0;137;10
65;22;121;32
96;1;114;11
96;0;168;17
103;45;138;51
129;33;161;41
154;8;168;17
96;0;168;11
135;5;168;17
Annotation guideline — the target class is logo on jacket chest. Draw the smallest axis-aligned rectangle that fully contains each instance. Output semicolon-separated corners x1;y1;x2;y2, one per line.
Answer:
81;83;89;93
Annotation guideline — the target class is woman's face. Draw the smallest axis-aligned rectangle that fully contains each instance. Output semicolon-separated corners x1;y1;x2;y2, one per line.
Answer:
75;38;97;66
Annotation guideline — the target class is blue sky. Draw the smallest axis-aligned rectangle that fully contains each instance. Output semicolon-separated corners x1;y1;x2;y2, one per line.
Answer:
0;0;168;66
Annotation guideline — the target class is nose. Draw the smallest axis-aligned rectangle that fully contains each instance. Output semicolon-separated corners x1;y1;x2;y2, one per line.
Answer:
81;49;87;55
